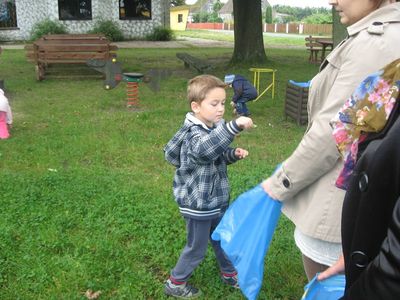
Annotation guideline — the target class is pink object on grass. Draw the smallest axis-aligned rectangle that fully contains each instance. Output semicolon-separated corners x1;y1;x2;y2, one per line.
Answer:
0;111;10;139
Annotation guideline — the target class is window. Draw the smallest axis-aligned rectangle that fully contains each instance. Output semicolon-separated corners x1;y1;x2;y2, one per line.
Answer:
0;0;17;28
119;0;151;20
58;0;92;20
178;14;183;23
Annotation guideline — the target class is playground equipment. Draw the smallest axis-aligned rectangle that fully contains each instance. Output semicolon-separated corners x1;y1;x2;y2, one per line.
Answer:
123;73;144;108
249;68;277;101
87;58;171;109
87;58;143;108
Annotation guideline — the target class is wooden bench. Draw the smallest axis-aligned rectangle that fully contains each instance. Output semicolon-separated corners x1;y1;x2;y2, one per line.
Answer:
305;35;323;64
25;34;118;81
305;35;333;64
176;52;212;73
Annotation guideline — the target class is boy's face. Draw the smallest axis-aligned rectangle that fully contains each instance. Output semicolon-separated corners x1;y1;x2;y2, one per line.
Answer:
191;87;226;127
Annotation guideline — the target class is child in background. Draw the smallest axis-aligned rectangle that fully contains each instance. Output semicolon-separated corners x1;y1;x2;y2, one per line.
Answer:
164;74;253;298
224;74;258;117
0;89;12;139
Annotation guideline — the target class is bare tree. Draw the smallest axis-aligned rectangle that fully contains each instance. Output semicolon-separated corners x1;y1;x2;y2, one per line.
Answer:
332;9;347;47
231;0;266;63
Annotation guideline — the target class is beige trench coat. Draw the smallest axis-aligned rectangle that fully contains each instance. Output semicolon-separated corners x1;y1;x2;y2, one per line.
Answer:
269;3;400;243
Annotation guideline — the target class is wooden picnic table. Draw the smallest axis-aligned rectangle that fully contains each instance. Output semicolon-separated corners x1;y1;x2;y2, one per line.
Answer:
305;36;333;64
315;37;333;62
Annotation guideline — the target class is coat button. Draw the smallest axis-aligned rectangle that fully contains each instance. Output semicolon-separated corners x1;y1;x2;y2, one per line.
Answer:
282;178;290;188
358;172;368;192
351;251;369;268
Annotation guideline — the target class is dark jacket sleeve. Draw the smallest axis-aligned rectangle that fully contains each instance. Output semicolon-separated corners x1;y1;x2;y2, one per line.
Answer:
187;121;241;165
343;196;400;300
231;80;243;102
223;147;239;165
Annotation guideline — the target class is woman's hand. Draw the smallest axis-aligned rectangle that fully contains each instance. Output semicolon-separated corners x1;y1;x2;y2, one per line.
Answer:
317;254;345;281
261;178;278;199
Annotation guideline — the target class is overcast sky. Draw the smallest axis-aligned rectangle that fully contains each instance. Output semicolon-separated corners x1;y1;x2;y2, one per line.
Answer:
185;0;331;8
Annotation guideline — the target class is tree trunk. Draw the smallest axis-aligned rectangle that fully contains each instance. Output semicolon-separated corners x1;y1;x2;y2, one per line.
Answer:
332;9;347;47
231;0;266;64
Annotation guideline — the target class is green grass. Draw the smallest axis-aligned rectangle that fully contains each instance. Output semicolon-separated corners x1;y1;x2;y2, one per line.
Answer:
0;46;319;299
174;29;307;47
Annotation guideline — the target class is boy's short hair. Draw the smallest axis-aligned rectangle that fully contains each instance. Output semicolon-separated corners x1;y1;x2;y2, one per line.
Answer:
187;75;226;105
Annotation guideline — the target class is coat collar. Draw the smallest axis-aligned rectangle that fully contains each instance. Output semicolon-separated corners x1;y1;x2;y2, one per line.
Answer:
347;2;400;37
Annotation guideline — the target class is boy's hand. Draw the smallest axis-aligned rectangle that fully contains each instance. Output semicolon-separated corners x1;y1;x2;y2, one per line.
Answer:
235;148;248;159
236;116;253;130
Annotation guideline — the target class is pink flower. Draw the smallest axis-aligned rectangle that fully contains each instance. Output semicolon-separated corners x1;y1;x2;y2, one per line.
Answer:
333;129;349;144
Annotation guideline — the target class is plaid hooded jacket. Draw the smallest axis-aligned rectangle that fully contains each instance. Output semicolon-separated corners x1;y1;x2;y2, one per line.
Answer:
164;113;242;220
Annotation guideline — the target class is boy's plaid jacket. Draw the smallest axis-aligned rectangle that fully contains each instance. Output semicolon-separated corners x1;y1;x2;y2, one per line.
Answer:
164;113;242;220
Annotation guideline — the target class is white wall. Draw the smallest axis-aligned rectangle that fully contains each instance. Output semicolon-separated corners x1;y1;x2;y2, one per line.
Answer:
0;0;170;41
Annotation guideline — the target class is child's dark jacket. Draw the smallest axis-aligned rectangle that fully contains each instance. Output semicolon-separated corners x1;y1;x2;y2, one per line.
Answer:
232;75;258;102
164;113;241;220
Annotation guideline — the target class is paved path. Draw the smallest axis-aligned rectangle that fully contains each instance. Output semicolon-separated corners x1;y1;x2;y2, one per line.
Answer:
0;37;234;50
1;36;303;49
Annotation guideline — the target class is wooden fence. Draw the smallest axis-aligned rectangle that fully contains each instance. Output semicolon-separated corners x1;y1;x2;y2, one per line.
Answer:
186;22;332;36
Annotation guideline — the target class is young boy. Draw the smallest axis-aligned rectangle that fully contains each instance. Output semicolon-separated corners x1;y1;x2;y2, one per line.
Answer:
224;74;258;117
164;75;253;298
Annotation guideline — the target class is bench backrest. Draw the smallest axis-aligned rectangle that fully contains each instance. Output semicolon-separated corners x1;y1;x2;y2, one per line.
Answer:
25;34;117;64
39;34;108;41
305;36;322;49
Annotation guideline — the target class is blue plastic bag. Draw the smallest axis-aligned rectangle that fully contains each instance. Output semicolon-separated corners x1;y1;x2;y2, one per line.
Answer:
301;274;345;300
212;185;282;300
289;80;311;88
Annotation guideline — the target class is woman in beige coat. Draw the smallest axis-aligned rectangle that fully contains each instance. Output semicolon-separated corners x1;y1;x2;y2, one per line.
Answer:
262;0;400;280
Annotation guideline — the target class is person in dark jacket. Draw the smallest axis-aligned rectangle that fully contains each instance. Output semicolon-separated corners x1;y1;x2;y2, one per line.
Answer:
318;58;400;299
224;74;258;117
163;74;253;299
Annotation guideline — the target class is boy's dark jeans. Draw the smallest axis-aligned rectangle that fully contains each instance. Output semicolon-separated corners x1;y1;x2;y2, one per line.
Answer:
170;215;236;282
234;97;252;115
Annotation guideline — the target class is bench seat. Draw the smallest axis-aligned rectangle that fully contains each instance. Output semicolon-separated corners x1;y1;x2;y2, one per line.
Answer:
176;52;212;74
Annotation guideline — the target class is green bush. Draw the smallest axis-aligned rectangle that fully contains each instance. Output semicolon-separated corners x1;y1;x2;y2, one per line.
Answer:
89;19;124;41
30;19;67;41
145;26;174;41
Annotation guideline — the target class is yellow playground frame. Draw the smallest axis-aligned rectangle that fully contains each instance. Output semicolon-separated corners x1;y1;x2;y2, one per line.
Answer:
249;68;277;102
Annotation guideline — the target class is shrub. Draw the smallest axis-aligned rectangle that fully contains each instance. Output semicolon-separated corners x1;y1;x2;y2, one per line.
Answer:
145;27;174;41
30;19;67;40
89;19;124;41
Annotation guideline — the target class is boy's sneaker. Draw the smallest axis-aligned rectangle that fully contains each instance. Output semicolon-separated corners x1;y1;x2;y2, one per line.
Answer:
221;272;239;289
164;278;202;299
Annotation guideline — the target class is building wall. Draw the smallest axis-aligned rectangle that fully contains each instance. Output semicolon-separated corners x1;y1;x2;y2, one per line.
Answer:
0;0;170;41
170;8;188;31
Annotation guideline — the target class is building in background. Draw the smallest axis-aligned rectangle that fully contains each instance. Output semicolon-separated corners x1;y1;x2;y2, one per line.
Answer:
218;0;272;23
170;5;190;30
0;0;170;41
187;0;216;22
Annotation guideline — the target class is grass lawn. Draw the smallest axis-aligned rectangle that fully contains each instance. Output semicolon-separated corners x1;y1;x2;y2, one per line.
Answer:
174;30;308;48
0;46;319;299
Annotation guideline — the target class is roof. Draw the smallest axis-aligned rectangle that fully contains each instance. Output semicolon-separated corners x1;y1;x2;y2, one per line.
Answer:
170;5;191;12
189;0;215;14
218;0;232;14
